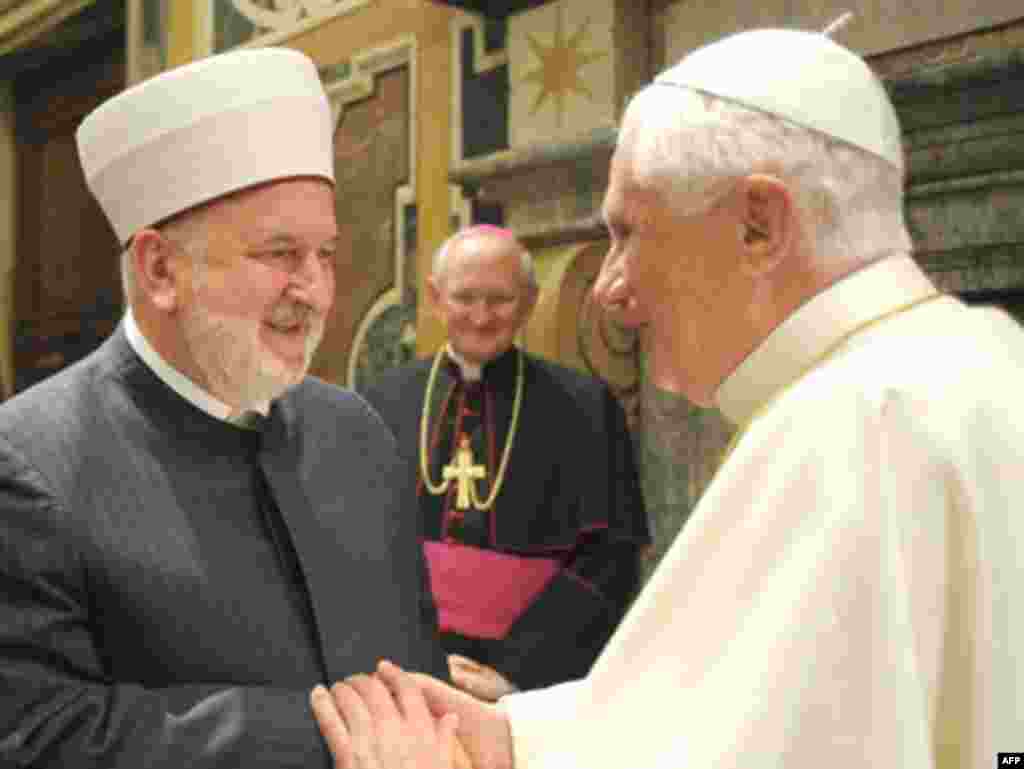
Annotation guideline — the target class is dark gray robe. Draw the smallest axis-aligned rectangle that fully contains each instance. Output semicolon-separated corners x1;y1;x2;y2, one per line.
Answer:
0;326;447;768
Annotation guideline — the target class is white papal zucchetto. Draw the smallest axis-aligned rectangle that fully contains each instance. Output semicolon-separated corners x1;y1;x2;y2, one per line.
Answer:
76;47;335;245
655;29;903;169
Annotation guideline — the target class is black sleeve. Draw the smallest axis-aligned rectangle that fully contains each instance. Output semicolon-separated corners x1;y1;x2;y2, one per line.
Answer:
0;444;330;769
344;385;448;682
404;457;452;682
490;388;649;691
491;537;643;690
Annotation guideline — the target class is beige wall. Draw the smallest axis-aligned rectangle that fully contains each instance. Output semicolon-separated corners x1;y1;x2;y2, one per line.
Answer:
654;0;1024;67
285;1;455;361
0;84;15;397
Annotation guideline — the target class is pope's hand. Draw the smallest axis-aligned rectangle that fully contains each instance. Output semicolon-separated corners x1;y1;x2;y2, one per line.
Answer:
448;654;518;702
411;668;515;769
311;661;459;769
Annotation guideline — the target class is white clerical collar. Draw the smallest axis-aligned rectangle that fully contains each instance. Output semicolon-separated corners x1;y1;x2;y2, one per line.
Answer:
715;256;938;425
124;309;269;423
445;343;483;382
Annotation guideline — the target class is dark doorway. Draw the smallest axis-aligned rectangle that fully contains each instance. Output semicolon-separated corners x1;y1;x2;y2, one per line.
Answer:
13;28;125;392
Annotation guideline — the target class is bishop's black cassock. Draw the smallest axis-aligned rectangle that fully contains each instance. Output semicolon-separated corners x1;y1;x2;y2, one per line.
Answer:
362;347;649;689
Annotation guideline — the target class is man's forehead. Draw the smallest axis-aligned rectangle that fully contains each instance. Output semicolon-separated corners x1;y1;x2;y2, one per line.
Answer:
456;227;520;252
442;249;526;291
215;180;338;238
443;257;521;285
449;231;523;266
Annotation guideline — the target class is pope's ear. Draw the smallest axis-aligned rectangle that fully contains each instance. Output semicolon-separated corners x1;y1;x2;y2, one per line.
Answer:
737;174;795;276
130;229;182;312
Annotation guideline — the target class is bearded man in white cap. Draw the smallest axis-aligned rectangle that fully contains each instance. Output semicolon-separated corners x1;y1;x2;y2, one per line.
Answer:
0;47;447;768
310;27;1024;769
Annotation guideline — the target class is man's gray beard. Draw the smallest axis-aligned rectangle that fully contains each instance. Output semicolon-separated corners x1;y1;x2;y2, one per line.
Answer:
180;298;324;411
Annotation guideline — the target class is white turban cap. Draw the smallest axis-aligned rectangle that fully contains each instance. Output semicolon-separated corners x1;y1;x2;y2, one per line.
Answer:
656;29;903;169
76;47;335;245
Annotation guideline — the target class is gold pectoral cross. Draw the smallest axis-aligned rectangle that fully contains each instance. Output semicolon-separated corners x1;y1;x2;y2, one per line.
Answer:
442;437;487;510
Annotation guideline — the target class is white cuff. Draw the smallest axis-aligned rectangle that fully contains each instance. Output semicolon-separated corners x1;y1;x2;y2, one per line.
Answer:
499;680;586;769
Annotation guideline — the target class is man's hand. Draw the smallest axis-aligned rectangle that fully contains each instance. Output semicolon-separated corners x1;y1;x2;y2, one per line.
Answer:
448;655;518;702
411;669;515;769
311;661;459;769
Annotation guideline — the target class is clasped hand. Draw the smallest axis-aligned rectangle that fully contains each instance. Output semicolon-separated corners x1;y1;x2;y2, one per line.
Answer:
311;660;514;769
311;660;458;769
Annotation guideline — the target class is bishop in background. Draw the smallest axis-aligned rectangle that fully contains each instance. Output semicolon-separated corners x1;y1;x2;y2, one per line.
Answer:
361;225;649;700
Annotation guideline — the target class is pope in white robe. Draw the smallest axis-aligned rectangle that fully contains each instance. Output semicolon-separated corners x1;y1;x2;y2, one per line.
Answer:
504;256;1024;769
310;27;1024;769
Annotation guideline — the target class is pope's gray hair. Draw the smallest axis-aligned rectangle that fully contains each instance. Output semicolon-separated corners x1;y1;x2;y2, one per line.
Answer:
617;84;912;265
431;227;537;290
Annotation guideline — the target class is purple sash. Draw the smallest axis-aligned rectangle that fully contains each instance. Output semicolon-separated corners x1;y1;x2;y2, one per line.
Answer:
423;541;559;639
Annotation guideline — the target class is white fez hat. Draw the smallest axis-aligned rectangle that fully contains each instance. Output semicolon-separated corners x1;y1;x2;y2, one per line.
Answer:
655;29;902;169
77;47;335;245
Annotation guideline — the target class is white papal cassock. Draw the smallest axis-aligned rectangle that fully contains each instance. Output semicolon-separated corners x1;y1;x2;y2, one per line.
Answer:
503;255;1024;768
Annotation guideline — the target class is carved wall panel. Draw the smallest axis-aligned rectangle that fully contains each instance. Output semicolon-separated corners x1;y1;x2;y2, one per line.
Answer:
207;0;372;51
297;37;419;391
656;0;1024;67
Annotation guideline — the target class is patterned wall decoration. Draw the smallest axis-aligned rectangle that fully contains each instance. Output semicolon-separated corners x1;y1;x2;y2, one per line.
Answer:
450;10;511;230
452;11;509;163
659;0;1024;67
534;242;639;400
126;0;168;84
348;190;419;391
207;0;372;52
301;37;418;390
507;0;615;148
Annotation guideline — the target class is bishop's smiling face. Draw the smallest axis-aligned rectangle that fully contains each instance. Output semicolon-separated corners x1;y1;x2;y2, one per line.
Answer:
429;231;537;366
173;177;338;409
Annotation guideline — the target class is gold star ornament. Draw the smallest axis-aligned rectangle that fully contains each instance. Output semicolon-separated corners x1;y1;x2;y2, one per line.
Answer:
521;11;606;125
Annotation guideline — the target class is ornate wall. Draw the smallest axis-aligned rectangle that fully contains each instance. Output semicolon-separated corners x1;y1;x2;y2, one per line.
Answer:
653;0;1024;64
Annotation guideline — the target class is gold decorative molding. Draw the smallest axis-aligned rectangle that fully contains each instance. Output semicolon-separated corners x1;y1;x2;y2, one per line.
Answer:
324;35;417;125
452;123;614;186
324;35;418;387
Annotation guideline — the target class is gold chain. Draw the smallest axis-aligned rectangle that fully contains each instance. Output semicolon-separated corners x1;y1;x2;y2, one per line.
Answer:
419;345;525;511
719;292;944;466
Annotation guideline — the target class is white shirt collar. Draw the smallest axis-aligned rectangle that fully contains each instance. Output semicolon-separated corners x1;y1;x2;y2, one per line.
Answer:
445;343;483;382
714;256;939;426
124;309;268;423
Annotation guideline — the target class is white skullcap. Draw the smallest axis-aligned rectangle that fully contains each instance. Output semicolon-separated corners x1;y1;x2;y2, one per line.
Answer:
655;29;902;168
77;47;335;245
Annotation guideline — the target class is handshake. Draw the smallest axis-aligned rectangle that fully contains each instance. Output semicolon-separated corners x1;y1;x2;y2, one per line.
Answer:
311;660;516;769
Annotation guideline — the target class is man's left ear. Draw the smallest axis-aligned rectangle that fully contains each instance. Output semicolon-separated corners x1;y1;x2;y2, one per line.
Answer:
736;174;795;276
